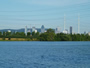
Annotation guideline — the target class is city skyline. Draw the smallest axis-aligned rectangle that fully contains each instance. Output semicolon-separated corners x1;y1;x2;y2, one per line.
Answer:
0;25;89;34
0;0;90;33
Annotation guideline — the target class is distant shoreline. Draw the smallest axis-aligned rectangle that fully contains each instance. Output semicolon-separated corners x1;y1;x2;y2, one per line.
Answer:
0;38;90;41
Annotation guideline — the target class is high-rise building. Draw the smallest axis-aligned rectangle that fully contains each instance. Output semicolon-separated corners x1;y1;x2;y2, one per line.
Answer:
55;27;60;34
41;25;45;33
25;26;27;36
70;26;73;34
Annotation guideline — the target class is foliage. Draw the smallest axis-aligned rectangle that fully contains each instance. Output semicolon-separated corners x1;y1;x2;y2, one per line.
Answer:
0;28;90;41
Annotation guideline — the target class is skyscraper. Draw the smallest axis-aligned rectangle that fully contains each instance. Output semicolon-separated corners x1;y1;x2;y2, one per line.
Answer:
25;26;27;36
41;25;45;33
70;26;73;34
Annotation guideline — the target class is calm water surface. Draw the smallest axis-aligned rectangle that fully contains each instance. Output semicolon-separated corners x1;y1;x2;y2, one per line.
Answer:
0;41;90;68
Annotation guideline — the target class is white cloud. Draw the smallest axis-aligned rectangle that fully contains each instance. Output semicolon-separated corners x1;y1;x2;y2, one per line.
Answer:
15;0;89;6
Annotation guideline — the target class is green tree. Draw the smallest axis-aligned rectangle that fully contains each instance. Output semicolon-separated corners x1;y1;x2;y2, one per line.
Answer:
32;32;35;36
39;29;55;41
39;33;48;41
27;32;31;36
0;32;2;35
6;32;11;36
47;28;55;33
3;32;6;36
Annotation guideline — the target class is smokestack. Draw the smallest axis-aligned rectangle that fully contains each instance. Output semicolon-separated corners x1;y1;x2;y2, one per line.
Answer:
78;14;80;34
64;14;66;31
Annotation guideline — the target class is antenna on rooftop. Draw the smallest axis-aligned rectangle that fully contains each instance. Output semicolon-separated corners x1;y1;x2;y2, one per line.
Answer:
64;14;66;31
78;13;80;34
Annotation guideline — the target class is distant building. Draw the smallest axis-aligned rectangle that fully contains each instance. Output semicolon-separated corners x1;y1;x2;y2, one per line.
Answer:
88;32;90;36
25;26;27;35
27;30;30;32
70;26;73;34
41;25;45;33
32;27;36;32
65;29;68;34
73;32;77;34
84;31;87;35
32;27;37;33
55;27;60;34
63;30;68;34
35;30;37;33
8;30;11;32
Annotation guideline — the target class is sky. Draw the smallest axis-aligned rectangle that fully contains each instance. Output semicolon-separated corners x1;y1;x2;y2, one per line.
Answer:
0;0;90;33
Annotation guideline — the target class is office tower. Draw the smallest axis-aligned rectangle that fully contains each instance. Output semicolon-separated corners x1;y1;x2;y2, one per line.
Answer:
70;26;73;34
41;25;45;33
25;26;27;36
55;27;60;34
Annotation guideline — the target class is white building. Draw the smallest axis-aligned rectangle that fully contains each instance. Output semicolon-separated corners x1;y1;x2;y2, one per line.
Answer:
35;30;37;33
63;30;68;34
32;27;36;32
55;27;60;34
32;27;37;33
25;26;27;35
88;32;90;36
8;30;11;32
27;30;30;32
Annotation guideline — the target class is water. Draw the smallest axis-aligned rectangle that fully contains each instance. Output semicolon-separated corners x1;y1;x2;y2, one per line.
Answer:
0;41;90;68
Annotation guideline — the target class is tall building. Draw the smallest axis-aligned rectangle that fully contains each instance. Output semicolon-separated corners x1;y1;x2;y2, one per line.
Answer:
41;25;45;33
25;26;27;36
55;27;60;34
70;26;73;34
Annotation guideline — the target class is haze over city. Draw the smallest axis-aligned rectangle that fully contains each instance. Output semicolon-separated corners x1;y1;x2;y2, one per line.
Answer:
0;0;90;33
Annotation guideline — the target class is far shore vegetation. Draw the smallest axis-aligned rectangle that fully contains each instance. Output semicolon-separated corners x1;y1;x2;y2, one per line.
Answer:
0;29;90;41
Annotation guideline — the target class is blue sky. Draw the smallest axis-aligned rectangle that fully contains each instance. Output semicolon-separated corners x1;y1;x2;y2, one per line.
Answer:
0;0;90;33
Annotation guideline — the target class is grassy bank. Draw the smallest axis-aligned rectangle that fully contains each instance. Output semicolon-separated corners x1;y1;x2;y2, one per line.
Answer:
0;38;38;41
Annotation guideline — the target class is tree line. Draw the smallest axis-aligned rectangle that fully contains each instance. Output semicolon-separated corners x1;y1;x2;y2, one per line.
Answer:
0;29;90;41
